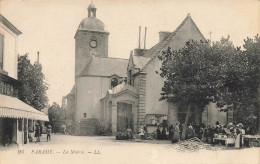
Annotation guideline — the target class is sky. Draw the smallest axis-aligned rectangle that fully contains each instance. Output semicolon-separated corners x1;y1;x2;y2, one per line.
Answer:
1;0;259;106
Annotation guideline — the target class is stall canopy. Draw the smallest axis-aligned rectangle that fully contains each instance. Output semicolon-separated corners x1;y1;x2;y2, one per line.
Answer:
0;94;49;121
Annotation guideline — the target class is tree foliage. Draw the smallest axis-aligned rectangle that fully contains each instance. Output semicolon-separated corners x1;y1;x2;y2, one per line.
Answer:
48;102;66;132
158;35;260;137
18;54;48;110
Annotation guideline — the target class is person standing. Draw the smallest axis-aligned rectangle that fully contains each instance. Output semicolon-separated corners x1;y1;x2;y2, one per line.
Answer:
35;124;40;142
126;126;133;140
46;125;52;142
169;125;174;140
173;122;180;142
138;126;145;140
187;123;194;139
156;126;161;140
162;127;167;140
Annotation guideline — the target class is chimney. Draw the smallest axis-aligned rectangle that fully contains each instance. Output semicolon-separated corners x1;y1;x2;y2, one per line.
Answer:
144;27;147;49
134;49;148;56
138;26;141;49
37;51;40;63
159;31;171;42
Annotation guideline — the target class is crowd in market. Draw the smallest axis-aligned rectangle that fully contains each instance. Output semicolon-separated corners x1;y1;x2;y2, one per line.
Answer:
116;120;258;148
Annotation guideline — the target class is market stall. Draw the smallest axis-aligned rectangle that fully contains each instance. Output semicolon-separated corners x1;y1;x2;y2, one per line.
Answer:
213;135;235;147
242;135;260;147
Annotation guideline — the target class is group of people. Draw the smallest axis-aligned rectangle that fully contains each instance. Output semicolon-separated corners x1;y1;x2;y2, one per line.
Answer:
116;120;256;148
204;121;255;148
116;126;133;140
33;123;52;142
158;120;254;147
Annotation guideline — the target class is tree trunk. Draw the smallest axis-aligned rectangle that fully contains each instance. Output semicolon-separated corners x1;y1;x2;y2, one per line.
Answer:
181;103;191;140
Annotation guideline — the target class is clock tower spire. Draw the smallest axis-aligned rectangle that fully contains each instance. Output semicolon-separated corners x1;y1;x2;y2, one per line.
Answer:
74;3;110;78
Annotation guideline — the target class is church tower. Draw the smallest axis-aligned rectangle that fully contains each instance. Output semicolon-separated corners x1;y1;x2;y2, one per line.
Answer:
74;3;109;78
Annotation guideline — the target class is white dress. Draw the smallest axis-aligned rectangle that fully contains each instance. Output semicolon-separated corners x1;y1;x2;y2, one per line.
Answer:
138;129;144;136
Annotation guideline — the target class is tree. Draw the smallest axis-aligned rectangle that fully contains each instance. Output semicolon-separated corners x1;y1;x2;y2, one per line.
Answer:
158;40;221;139
217;35;260;131
48;102;66;133
18;54;48;110
158;35;260;139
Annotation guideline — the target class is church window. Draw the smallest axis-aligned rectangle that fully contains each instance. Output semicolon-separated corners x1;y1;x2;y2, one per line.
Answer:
84;113;87;118
111;78;118;88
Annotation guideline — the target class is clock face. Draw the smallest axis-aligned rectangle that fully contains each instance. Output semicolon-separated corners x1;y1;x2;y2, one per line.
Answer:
90;40;97;48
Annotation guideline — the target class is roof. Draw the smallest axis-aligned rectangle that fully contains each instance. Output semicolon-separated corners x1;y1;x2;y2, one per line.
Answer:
141;14;206;71
88;4;96;9
0;94;49;121
80;56;128;77
108;82;137;95
146;101;168;115
67;84;76;96
142;43;160;58
132;55;150;69
78;17;106;32
0;14;22;35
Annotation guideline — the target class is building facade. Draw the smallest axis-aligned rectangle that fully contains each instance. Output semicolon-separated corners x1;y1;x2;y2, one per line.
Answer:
66;4;229;135
0;14;49;146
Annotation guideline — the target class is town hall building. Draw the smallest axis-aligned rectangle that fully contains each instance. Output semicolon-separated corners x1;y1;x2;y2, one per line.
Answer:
66;3;230;135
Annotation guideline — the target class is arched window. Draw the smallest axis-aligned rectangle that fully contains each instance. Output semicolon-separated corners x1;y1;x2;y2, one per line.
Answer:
111;78;118;88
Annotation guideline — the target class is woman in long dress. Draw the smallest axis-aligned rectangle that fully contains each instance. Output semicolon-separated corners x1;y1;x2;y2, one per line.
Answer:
174;122;180;142
235;127;241;148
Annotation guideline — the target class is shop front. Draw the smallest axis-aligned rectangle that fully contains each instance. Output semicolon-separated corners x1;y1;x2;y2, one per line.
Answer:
0;94;49;146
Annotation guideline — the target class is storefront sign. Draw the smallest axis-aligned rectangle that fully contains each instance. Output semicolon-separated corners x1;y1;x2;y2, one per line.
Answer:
0;81;14;96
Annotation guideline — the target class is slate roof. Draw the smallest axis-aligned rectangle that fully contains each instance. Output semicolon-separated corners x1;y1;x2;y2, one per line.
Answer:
132;55;150;69
78;17;106;32
80;56;128;77
140;14;206;71
67;84;76;96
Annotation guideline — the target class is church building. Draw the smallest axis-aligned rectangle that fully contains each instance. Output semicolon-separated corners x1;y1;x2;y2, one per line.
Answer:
66;3;230;135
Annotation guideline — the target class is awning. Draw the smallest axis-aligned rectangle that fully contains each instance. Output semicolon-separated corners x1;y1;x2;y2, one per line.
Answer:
0;94;49;121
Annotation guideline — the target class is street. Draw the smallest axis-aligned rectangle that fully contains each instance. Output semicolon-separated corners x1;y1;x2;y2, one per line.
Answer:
0;134;259;164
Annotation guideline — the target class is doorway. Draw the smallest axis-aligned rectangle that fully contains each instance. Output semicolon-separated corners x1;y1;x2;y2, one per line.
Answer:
117;102;132;132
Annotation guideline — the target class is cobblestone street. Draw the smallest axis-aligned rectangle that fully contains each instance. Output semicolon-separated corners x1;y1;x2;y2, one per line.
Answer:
0;134;259;164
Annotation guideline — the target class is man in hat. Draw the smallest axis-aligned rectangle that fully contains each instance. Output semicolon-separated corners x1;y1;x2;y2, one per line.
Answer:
35;123;40;142
46;124;52;142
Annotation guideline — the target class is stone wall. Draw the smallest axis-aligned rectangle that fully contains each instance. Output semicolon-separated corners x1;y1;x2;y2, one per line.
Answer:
75;30;109;77
167;102;178;126
202;102;227;126
137;73;146;129
76;76;110;122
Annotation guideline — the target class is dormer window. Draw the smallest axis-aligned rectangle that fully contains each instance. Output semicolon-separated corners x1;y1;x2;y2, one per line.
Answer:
111;77;118;88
